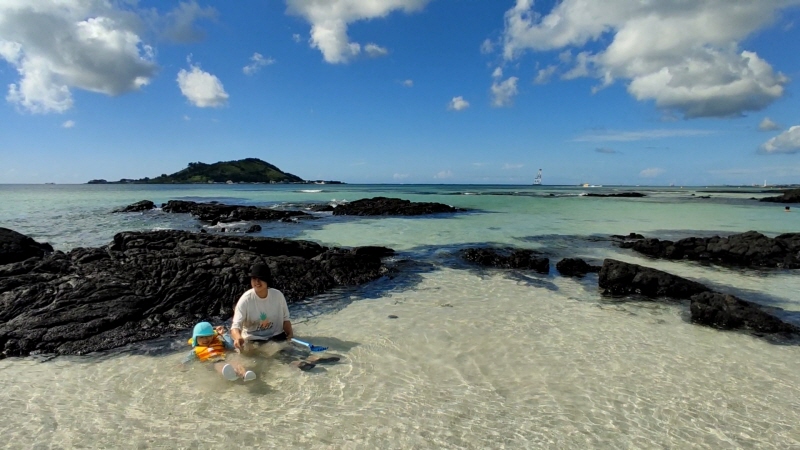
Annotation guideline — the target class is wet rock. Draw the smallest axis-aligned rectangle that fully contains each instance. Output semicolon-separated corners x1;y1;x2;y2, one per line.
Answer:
307;204;335;212
0;229;392;358
759;188;800;203
598;259;709;298
113;200;155;213
245;225;262;233
161;200;311;224
332;197;462;216
0;228;54;265
625;230;800;269
690;292;800;334
461;247;549;274
584;192;646;198
556;258;600;277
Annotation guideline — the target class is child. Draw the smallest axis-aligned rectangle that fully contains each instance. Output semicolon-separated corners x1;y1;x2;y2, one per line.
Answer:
183;322;256;382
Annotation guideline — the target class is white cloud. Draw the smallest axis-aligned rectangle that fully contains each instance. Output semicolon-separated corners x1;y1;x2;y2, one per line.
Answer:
575;129;715;142
448;96;469;111
62;120;75;128
640;168;665;178
534;65;557;84
434;170;453;179
293;33;302;43
161;1;217;43
480;39;494;54
503;163;524;169
364;43;388;57
500;0;792;118
491;76;518;107
402;79;413;87
393;173;409;180
177;62;228;107
758;117;781;131
595;147;618;154
492;67;503;78
243;53;275;75
760;126;800;154
0;1;158;113
286;0;429;63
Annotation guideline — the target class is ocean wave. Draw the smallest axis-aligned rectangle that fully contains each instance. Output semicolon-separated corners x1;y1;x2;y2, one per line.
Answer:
298;189;323;193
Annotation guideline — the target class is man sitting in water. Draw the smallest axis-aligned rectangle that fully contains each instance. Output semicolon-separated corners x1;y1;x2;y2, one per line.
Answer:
231;263;338;370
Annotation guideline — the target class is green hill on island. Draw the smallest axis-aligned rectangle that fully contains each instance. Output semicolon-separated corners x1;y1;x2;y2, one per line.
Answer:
88;158;308;184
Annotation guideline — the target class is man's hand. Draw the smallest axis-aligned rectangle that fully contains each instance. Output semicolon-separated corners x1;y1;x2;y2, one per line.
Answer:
214;325;226;335
234;337;245;350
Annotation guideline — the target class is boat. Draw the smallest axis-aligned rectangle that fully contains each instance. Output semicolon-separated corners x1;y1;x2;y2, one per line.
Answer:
533;169;542;185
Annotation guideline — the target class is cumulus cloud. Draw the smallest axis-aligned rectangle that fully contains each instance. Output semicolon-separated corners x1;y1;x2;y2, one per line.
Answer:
448;96;469;111
364;43;388;57
500;0;792;118
0;1;158;113
760;126;800;154
534;65;557;84
491;76;518;107
161;1;217;43
286;0;429;63
293;33;302;43
243;53;275;75
62;120;75;128
402;79;413;87
177;62;228;107
434;170;453;179
759;117;781;131
640;168;665;178
480;39;495;54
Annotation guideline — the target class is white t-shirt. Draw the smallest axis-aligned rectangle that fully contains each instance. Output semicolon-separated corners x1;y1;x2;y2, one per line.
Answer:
231;288;290;340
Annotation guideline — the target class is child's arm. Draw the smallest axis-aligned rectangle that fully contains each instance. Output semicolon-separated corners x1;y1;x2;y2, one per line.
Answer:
181;350;198;366
220;333;236;350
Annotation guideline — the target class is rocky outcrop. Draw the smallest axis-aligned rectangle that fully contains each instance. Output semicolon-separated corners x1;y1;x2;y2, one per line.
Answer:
332;197;462;216
690;292;799;334
585;192;646;198
461;248;549;273
161;200;311;224
0;228;54;265
556;258;600;277
599;259;798;336
598;259;709;298
621;230;800;269
0;230;393;358
759;188;800;203
113;200;155;213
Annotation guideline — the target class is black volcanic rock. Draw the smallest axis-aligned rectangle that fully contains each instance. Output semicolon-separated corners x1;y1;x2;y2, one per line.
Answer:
690;292;800;334
461;248;549;273
585;192;646;198
113;200;155;213
598;259;709;298
626;230;800;269
332;197;461;216
759;188;800;203
556;258;600;277
0;230;393;358
0;228;54;265
161;200;311;224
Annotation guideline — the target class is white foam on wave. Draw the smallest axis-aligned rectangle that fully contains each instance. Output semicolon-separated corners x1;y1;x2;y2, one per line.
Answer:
298;189;323;193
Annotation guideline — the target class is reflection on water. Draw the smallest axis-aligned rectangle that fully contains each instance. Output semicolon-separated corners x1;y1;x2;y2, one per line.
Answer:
2;269;800;449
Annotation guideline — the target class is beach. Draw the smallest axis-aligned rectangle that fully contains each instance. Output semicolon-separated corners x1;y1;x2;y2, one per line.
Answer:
1;183;799;449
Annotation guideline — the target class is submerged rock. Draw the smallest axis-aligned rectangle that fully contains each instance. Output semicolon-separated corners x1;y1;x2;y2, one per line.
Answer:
0;229;394;358
584;192;646;198
556;258;600;277
161;200;311;224
0;228;54;265
690;292;799;334
332;197;462;216
461;247;549;274
623;230;800;269
113;200;155;213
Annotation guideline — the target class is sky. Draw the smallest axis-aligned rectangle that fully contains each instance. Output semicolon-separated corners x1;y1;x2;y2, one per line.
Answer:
1;0;800;186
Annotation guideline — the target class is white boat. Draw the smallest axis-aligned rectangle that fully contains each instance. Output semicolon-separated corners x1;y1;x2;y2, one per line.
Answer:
533;169;542;185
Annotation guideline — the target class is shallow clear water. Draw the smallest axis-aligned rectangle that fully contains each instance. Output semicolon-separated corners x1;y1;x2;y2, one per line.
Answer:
1;184;798;449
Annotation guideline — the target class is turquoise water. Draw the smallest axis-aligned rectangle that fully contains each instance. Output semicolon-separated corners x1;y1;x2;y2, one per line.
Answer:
1;184;799;449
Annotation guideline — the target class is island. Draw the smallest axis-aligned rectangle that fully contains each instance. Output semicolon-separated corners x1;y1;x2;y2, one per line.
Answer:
87;158;344;184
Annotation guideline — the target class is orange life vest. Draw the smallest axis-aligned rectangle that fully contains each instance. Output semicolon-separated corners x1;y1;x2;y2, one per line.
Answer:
188;337;228;362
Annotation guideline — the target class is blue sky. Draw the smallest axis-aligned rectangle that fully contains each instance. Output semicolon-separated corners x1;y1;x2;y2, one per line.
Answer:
1;0;800;185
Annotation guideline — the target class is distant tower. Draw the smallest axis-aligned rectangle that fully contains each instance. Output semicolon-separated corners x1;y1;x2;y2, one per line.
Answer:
533;169;542;185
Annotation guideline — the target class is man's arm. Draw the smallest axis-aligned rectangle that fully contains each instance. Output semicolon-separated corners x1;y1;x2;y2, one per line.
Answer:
283;320;293;340
231;295;246;349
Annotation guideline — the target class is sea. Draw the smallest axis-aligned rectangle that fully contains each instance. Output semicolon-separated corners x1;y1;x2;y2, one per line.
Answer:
0;183;798;449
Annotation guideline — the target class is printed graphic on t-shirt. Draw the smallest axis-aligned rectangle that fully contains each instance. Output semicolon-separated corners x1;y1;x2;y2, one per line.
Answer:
257;312;272;330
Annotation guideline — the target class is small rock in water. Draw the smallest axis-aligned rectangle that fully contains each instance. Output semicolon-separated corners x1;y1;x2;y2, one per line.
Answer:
388;315;399;319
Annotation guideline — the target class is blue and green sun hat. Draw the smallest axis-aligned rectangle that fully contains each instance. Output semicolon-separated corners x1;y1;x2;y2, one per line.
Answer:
191;322;216;347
